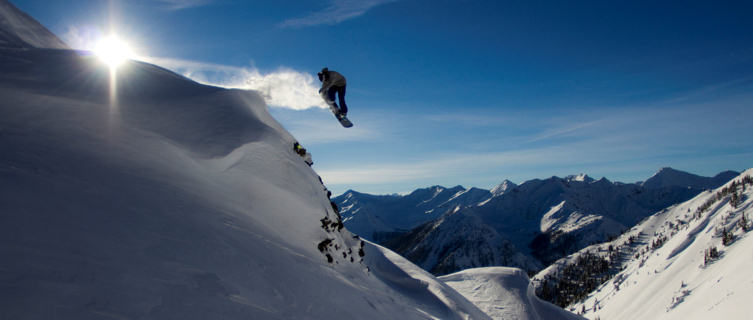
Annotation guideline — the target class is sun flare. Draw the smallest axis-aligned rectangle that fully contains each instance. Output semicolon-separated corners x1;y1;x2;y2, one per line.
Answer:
95;36;134;69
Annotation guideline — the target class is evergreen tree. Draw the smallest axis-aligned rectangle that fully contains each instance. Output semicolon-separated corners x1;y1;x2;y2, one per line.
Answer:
722;228;735;246
739;214;749;231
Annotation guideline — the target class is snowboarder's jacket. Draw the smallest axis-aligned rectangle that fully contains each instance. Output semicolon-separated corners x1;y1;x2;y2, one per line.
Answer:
320;70;346;92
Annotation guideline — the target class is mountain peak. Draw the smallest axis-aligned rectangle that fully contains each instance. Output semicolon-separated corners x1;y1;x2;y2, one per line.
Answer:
593;176;612;184
657;166;680;174
565;173;594;183
491;179;517;196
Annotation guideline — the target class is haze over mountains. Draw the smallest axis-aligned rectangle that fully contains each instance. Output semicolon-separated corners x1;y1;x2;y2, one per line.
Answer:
335;168;739;275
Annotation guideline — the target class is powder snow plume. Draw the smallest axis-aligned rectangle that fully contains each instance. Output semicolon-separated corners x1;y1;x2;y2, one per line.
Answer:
143;57;327;110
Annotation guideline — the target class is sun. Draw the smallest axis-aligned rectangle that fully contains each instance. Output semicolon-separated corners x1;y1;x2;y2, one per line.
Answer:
95;35;134;69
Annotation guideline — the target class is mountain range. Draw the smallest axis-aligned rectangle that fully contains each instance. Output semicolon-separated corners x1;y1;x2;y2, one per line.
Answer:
335;168;738;275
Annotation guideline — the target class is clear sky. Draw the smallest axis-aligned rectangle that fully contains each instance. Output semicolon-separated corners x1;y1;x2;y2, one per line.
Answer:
13;0;753;195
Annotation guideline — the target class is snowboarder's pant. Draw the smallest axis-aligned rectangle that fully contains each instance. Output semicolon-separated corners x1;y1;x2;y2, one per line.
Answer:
327;85;347;114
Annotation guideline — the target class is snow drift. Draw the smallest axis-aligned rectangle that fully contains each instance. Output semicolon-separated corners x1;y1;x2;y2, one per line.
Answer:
441;268;583;320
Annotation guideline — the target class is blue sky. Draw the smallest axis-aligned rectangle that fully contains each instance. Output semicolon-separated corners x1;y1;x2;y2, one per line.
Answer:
14;0;753;195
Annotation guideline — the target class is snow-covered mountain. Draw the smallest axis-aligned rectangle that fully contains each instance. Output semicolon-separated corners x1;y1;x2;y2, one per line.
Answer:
336;185;492;241
383;208;543;275
491;179;518;197
0;3;581;319
534;170;753;319
338;170;737;276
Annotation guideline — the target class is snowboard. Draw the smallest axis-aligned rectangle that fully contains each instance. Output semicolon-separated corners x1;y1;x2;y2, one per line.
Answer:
320;91;353;128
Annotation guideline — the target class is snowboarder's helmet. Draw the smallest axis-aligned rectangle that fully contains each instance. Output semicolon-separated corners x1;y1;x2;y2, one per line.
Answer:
318;68;329;81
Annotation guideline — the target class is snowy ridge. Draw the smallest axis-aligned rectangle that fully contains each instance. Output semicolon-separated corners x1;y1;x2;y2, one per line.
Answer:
335;185;491;241
480;180;518;206
641;167;738;189
534;169;753;319
440;187;493;210
539;201;608;234
565;174;594;183
491;180;518;196
0;0;67;49
418;186;448;206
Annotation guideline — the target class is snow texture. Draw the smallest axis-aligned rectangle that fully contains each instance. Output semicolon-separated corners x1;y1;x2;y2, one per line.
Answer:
0;0;67;49
440;267;584;320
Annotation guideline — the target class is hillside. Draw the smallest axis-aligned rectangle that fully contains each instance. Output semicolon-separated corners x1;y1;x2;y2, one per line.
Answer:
534;170;753;319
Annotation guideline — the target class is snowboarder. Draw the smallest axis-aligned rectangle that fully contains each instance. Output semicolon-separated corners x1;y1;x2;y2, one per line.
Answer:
318;67;348;117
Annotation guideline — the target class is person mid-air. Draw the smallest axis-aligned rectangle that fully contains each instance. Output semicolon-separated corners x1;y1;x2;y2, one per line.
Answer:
318;67;352;128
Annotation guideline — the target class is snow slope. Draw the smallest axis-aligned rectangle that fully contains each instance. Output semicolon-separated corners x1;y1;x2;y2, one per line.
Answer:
0;4;502;319
0;0;67;49
538;170;753;319
491;180;518;196
440;268;584;320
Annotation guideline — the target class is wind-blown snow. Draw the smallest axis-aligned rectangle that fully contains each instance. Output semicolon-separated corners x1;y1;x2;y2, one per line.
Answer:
0;0;67;49
142;57;327;111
